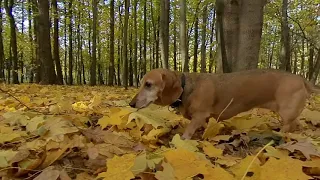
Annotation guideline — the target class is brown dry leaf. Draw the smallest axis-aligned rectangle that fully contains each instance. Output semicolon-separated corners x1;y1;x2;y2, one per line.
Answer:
260;157;311;180
34;166;60;180
76;172;95;180
39;144;70;169
301;109;320;126
278;141;320;160
215;156;241;167
9;149;30;164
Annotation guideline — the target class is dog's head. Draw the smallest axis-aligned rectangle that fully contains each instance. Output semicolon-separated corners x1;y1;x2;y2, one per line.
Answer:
129;69;183;109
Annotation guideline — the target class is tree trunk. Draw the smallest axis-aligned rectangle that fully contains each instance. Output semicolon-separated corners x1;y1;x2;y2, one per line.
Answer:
133;0;138;87
208;9;215;73
38;0;56;84
123;0;129;89
108;0;115;86
308;47;314;80
129;32;133;86
311;50;320;84
0;0;5;81
159;0;169;69
173;9;177;71
180;0;189;72
200;5;207;73
236;0;265;71
216;0;229;73
90;0;97;86
193;17;198;72
32;0;40;83
20;0;24;83
142;0;147;75
64;1;67;83
279;0;291;72
4;0;18;84
27;0;34;82
68;0;73;85
301;38;305;76
52;0;63;84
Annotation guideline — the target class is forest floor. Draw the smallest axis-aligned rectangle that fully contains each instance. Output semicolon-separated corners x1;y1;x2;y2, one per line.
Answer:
0;84;319;180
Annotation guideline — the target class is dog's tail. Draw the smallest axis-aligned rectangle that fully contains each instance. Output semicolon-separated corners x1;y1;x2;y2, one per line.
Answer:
303;80;320;94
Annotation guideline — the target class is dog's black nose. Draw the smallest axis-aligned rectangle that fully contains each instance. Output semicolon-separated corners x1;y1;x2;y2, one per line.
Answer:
129;101;136;108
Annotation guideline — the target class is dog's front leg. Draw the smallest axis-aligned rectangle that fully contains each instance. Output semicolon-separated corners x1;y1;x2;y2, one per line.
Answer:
181;113;207;140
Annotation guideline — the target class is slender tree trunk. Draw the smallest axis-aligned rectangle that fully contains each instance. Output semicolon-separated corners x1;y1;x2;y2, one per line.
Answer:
123;0;129;89
52;0;63;84
173;11;177;71
38;0;56;84
142;0;147;76
32;0;40;83
311;50;320;84
301;38;305;76
133;0;138;87
4;0;18;84
180;0;189;72
279;0;291;72
308;47;314;80
108;0;115;86
208;9;215;73
193;17;198;72
20;0;24;83
27;0;33;82
90;0;97;86
68;0;73;85
200;5;207;73
159;0;169;69
129;32;133;86
64;1;67;83
0;0;5;81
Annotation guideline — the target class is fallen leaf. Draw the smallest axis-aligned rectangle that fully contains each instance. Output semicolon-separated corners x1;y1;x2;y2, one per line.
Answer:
155;162;175;180
260;157;311;180
202;118;224;139
202;141;223;158
203;166;234;180
229;155;261;179
278;141;320;160
97;153;136;180
34;166;60;180
170;134;199;152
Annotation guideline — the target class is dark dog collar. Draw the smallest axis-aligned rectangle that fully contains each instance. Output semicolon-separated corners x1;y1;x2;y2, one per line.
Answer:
169;73;185;108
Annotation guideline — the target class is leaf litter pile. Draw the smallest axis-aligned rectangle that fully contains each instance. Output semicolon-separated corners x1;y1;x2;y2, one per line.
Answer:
0;84;320;180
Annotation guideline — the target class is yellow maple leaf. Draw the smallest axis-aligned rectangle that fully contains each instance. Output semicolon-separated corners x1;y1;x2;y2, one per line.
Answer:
202;141;223;158
260;157;311;180
170;134;199;152
229;155;261;180
164;148;210;179
72;101;88;113
203;166;235;180
88;94;102;109
202;118;224;139
97;153;136;180
0;150;18;168
98;107;135;129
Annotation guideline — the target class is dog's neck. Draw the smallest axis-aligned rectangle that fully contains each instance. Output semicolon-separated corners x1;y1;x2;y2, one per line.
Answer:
169;72;186;108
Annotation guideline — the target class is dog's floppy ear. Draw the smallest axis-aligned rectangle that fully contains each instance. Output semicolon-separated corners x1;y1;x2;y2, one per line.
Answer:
156;71;183;106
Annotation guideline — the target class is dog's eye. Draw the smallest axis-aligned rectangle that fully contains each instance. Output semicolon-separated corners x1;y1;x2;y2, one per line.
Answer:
145;82;152;88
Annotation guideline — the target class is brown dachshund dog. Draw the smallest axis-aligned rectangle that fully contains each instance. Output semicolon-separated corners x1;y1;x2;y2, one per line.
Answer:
129;68;320;139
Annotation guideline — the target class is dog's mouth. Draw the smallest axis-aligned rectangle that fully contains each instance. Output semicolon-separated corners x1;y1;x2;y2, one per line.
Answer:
137;100;154;110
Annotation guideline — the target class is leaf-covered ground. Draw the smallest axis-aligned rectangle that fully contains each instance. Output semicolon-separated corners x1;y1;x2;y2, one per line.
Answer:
0;84;320;180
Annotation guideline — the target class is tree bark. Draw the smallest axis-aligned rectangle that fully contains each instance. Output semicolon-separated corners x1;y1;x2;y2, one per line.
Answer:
208;9;215;73
108;0;115;86
133;0;138;87
142;0;147;75
52;0;63;84
193;16;198;72
68;0;73;85
180;0;189;72
279;0;291;72
4;0;18;84
123;0;129;89
300;38;305;76
173;6;177;71
90;0;97;86
311;50;320;84
308;47;314;80
0;0;5;81
32;0;40;83
27;0;34;83
200;5;207;73
38;0;56;84
159;0;169;69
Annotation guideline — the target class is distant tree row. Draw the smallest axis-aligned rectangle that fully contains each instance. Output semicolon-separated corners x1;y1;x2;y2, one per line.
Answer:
0;0;319;86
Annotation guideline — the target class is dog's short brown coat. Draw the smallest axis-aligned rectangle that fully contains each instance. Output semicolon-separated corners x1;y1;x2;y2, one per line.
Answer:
129;68;320;139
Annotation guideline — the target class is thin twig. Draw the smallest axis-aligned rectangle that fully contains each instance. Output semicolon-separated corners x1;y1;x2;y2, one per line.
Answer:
216;98;234;122
240;140;274;180
0;87;31;110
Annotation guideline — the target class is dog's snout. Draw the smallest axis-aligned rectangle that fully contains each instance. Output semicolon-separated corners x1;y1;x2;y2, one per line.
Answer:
129;101;136;108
